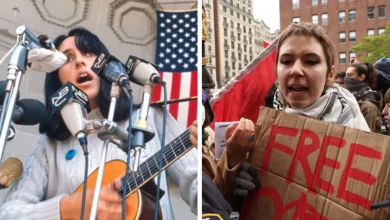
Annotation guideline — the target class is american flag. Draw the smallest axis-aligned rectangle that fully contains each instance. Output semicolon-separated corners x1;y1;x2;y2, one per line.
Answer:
152;9;198;129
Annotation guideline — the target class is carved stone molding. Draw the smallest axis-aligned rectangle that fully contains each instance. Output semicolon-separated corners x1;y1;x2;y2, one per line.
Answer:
31;0;91;28
0;29;16;49
108;0;158;45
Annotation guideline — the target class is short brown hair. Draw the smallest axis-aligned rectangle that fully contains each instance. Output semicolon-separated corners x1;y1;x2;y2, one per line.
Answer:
384;88;390;104
275;22;335;75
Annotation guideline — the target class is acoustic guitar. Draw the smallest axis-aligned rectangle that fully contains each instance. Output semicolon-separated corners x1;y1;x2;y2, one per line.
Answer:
74;129;194;219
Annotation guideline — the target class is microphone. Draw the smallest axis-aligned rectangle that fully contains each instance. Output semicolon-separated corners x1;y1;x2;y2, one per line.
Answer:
50;82;90;152
7;125;15;142
125;56;163;85
8;99;47;125
0;99;46;125
0;157;23;189
91;53;164;88
91;52;131;90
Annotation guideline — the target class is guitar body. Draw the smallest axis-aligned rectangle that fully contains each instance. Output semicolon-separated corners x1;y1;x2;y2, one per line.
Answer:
74;160;163;220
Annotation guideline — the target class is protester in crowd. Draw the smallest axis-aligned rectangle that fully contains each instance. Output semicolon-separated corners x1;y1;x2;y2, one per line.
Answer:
334;72;346;87
345;63;382;133
265;81;278;108
213;22;370;210
382;88;390;134
0;28;198;219
381;88;390;132
374;57;390;97
374;57;390;75
382;89;390;130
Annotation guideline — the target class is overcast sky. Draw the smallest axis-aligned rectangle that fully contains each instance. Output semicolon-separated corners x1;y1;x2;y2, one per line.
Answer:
253;0;280;32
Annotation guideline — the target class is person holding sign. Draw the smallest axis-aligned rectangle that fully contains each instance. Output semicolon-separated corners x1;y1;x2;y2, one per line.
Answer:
213;22;370;210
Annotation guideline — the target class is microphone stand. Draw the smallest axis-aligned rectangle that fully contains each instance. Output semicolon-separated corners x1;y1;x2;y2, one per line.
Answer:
89;83;120;220
131;83;155;171
0;26;31;161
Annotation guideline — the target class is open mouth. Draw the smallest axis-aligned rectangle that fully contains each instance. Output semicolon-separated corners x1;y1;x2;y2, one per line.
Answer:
77;72;93;84
288;85;308;94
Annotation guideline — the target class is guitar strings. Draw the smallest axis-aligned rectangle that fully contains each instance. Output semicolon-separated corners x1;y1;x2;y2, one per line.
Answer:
124;132;192;194
125;131;192;192
124;133;192;193
122;130;192;195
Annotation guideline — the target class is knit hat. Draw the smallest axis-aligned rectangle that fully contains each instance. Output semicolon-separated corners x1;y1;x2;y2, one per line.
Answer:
374;57;390;74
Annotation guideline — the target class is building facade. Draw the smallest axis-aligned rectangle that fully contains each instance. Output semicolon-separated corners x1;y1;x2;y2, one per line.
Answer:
280;0;390;72
204;0;218;86
254;19;272;55
204;0;272;86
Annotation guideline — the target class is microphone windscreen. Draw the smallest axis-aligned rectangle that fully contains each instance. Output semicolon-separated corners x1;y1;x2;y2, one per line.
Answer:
0;157;23;188
15;99;47;125
0;81;20;104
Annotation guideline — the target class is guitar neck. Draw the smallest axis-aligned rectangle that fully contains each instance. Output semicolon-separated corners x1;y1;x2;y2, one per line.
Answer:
120;129;193;195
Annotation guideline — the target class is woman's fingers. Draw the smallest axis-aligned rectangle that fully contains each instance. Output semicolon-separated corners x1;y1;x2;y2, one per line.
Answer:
189;122;198;138
225;122;239;139
247;119;255;132
240;119;254;144
225;118;256;145
189;120;198;147
190;135;197;148
230;118;246;141
97;182;123;220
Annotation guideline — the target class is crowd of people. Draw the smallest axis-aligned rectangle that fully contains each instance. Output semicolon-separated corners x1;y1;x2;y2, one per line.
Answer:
334;56;390;135
201;21;390;219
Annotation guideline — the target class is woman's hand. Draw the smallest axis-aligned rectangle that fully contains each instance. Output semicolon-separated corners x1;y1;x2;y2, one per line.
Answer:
60;179;123;220
189;120;198;149
225;118;256;167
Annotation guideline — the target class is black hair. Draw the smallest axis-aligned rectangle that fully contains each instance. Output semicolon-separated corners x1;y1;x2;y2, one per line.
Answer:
335;72;346;79
350;62;377;89
39;28;130;140
265;82;278;108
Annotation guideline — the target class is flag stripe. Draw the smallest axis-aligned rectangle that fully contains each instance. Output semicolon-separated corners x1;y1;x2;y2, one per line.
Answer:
187;70;198;127
168;72;182;119
162;72;173;104
177;71;192;128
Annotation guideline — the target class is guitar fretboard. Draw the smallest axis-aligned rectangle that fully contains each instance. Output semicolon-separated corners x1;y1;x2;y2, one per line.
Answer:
119;129;192;195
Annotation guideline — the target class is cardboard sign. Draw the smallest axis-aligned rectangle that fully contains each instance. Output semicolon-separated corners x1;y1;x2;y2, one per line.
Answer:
241;107;390;220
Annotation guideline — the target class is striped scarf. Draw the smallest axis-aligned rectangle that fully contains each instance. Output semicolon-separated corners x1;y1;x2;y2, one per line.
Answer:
273;85;370;131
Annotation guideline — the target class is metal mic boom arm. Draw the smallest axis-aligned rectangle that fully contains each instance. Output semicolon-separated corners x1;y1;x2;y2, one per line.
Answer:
85;119;129;142
89;83;121;220
131;83;155;172
0;26;36;162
